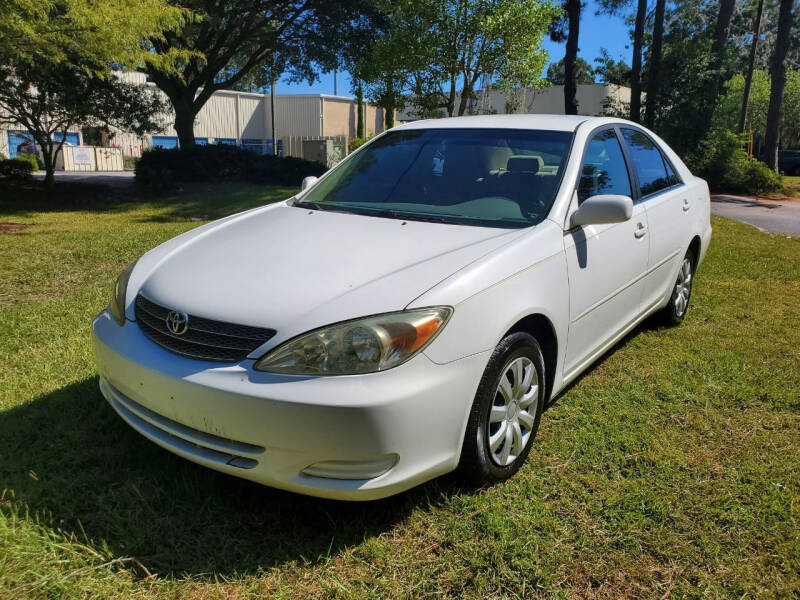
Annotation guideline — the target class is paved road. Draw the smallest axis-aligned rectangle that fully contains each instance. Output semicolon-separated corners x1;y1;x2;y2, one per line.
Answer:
712;195;800;237
33;171;134;187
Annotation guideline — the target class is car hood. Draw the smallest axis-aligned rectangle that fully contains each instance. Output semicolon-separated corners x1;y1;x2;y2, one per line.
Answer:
134;202;523;347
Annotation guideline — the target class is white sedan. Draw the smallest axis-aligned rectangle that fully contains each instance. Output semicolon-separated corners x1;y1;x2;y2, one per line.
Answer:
92;115;712;500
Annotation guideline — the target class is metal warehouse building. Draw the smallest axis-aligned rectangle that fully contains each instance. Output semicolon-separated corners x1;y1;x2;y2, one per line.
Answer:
0;71;389;162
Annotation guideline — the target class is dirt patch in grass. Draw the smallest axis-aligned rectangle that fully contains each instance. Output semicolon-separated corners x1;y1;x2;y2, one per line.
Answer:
0;221;30;233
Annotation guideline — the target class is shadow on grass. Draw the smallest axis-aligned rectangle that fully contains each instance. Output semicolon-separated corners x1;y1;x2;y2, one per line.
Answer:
0;181;296;223
0;377;460;577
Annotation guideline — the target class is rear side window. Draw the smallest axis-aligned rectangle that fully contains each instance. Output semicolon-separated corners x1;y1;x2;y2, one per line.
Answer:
578;129;632;203
621;128;676;197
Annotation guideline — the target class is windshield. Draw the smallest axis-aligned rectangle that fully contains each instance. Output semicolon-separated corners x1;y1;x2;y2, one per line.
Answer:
295;128;574;228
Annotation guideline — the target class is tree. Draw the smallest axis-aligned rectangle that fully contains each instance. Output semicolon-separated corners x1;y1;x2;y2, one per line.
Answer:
356;0;559;119
546;56;594;84
0;0;187;73
713;70;800;149
550;0;582;114
593;50;631;86
596;0;646;120
0;63;167;185
142;1;373;148
643;0;666;128
630;0;647;121
740;0;766;132
697;0;736;128
762;0;795;169
356;82;365;138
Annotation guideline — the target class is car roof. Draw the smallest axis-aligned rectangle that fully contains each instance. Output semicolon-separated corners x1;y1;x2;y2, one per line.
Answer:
394;114;593;133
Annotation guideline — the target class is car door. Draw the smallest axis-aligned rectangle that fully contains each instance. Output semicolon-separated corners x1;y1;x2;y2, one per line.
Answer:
620;128;686;311
563;127;649;378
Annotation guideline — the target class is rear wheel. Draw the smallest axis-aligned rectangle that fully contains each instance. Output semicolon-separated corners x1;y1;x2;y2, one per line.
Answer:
660;250;694;326
458;332;546;485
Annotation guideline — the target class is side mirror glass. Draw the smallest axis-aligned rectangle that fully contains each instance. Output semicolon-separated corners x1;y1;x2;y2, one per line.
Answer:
301;175;318;191
571;194;633;227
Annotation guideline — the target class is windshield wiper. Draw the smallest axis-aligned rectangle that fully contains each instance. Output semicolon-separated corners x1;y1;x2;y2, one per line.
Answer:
356;207;450;224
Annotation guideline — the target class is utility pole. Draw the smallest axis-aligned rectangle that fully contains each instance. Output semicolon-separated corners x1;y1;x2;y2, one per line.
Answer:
739;0;765;134
334;70;338;96
271;74;277;156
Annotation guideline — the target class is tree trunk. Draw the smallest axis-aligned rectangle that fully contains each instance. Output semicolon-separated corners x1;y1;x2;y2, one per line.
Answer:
762;0;794;171
356;82;364;138
173;104;197;149
42;150;55;187
644;0;666;129
739;0;764;134
563;0;581;115
384;78;395;129
699;0;736;128
630;0;647;122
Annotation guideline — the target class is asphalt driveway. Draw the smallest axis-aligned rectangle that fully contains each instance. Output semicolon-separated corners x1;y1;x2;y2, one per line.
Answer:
33;171;134;187
712;195;800;237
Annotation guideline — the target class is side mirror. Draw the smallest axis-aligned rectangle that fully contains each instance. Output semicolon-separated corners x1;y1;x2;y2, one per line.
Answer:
571;194;633;227
301;176;318;191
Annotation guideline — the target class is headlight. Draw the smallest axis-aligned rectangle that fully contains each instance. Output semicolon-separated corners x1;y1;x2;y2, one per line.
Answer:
254;307;452;375
109;260;137;325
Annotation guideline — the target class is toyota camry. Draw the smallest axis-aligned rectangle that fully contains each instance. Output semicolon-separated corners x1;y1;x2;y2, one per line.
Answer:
93;115;712;500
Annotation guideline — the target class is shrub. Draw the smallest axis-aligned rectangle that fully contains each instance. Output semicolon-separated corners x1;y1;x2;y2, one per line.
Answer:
689;129;784;195
13;153;40;172
135;145;326;192
123;156;138;171
0;152;6;160
348;136;373;153
0;158;34;180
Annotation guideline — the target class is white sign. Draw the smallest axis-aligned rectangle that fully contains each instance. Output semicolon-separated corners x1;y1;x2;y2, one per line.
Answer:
73;147;93;165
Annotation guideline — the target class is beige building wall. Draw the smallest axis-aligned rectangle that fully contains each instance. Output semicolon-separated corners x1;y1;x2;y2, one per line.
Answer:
397;84;632;121
322;97;355;138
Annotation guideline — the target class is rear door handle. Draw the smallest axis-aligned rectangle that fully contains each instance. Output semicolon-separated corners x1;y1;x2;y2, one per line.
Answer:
634;223;648;238
682;198;690;212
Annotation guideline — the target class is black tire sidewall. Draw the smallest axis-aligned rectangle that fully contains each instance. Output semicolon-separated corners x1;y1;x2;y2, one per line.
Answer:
460;332;546;484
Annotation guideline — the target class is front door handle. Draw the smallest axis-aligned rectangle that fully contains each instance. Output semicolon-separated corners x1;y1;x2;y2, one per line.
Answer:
634;223;648;238
682;198;690;212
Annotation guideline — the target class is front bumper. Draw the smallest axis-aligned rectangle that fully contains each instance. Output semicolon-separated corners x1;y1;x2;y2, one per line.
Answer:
92;309;489;500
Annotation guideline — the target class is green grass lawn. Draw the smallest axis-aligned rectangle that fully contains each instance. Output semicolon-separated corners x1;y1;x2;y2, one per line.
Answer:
1;182;798;599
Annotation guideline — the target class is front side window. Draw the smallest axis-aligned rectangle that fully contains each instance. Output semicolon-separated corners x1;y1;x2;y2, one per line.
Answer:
296;128;574;228
577;129;632;203
621;128;675;197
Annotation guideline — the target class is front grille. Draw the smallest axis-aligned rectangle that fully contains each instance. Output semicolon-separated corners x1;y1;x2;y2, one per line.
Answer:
134;294;275;362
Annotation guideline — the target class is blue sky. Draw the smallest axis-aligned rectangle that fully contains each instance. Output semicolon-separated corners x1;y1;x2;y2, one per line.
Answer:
279;0;632;96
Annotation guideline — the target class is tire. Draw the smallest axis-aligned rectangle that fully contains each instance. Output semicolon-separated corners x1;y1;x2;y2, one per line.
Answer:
458;332;546;486
659;249;695;326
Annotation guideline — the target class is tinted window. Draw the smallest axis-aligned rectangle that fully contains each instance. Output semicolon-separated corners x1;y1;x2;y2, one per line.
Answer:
622;128;672;196
664;158;681;186
578;129;631;203
297;129;573;228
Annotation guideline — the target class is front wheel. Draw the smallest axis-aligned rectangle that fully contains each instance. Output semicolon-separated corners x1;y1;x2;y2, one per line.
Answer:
660;250;695;326
458;332;546;486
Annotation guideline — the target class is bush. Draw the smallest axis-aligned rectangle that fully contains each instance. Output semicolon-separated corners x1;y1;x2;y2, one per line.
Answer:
0;152;6;160
0;158;34;180
348;136;373;153
123;156;138;171
689;129;784;195
135;144;326;192
13;153;40;172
